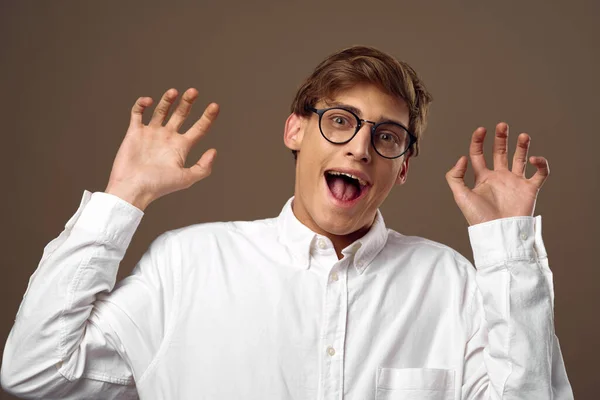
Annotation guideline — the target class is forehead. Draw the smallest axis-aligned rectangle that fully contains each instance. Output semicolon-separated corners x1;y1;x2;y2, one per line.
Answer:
321;83;410;126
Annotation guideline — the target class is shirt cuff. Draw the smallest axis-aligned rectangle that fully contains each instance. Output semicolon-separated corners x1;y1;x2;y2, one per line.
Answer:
67;190;145;249
468;215;547;268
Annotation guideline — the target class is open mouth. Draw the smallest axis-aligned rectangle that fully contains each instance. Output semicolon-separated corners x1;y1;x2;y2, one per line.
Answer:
324;170;370;203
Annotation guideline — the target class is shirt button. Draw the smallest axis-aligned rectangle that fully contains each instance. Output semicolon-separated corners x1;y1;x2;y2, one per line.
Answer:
331;272;339;282
520;232;528;240
327;346;336;356
317;239;327;249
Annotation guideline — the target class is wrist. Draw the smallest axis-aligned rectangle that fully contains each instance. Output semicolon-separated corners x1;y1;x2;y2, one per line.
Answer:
104;183;152;212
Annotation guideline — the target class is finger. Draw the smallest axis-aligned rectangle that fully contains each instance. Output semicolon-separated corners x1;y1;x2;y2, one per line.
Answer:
185;149;217;186
185;103;220;145
469;127;488;176
149;88;178;126
493;122;509;170
511;133;530;177
529;156;550;188
445;156;470;198
166;88;199;131
130;97;153;128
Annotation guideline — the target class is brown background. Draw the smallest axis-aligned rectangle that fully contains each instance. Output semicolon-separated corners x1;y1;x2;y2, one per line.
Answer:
1;1;598;398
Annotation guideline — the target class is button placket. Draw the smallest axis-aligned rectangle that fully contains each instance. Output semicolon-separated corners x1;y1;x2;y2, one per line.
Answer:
319;260;348;400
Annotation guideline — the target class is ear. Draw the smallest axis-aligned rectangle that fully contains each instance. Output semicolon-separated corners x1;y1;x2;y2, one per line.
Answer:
395;154;411;185
283;113;304;151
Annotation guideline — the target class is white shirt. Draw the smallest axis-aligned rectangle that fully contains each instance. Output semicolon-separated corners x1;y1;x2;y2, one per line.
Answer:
1;190;573;399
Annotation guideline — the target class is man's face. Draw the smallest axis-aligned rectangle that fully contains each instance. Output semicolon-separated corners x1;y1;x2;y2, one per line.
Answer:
284;83;411;238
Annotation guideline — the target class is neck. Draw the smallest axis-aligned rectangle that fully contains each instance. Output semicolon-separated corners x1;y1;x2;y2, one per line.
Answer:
329;227;371;259
291;199;374;260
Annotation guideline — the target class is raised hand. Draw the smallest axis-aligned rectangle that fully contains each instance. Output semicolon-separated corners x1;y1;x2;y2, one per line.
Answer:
105;88;219;211
445;123;549;226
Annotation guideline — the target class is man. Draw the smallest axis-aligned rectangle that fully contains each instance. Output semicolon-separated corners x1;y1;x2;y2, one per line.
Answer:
1;46;573;399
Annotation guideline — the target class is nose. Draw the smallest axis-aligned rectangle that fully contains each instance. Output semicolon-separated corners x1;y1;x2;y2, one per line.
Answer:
345;123;372;163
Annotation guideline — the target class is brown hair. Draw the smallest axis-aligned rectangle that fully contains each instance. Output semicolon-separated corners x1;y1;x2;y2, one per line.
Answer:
290;45;433;158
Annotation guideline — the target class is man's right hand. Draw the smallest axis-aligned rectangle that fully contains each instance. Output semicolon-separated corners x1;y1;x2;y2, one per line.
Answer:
104;88;219;211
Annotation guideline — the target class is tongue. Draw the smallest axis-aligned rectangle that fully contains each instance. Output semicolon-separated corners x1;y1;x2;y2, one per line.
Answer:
329;176;360;201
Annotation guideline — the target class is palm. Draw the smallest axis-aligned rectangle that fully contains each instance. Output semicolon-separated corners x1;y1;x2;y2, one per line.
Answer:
106;88;219;209
446;123;549;226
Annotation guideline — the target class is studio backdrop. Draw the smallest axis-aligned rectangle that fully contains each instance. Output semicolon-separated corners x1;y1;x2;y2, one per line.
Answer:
1;1;598;398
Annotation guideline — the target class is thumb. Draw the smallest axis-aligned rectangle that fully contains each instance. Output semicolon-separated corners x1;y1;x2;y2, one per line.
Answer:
445;156;469;196
186;149;217;186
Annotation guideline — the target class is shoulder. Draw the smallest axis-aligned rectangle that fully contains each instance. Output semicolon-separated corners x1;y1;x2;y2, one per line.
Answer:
384;229;474;276
161;216;280;249
383;230;479;314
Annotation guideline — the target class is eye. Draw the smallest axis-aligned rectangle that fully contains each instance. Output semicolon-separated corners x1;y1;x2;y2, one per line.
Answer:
331;115;351;126
322;109;356;132
377;132;399;143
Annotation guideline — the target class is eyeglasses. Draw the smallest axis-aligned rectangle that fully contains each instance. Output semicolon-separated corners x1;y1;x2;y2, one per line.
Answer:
307;106;416;159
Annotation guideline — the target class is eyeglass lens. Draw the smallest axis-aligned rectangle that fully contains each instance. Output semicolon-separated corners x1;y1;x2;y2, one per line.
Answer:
320;108;409;158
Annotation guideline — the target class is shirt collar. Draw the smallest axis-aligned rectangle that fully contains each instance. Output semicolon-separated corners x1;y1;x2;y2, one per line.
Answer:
277;197;388;274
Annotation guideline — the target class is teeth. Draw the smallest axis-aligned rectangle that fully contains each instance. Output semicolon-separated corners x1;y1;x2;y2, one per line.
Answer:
327;171;367;186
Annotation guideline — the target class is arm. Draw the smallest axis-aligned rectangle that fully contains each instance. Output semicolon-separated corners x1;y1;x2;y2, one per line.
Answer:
445;123;573;399
1;87;219;398
1;191;144;399
461;216;573;399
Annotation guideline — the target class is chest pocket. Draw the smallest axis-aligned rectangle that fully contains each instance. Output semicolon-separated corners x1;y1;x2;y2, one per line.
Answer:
375;367;455;400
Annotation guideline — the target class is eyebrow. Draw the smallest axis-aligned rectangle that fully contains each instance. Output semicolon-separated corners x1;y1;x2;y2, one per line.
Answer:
324;101;408;129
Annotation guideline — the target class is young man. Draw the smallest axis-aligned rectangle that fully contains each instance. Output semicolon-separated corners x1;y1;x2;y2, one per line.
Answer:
1;46;573;399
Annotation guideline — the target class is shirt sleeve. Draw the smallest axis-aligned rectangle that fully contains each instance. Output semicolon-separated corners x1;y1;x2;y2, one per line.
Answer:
460;216;574;400
0;190;172;399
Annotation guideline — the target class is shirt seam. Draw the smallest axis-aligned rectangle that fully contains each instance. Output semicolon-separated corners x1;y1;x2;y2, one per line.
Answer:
55;363;134;386
534;257;556;369
477;255;536;270
455;250;478;341
80;369;134;385
59;232;110;364
465;285;478;339
500;261;513;395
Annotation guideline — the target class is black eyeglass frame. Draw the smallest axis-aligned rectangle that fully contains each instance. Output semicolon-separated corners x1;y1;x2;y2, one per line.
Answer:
306;106;416;159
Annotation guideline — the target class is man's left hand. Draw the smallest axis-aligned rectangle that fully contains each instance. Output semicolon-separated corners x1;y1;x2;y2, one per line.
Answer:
446;122;549;226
